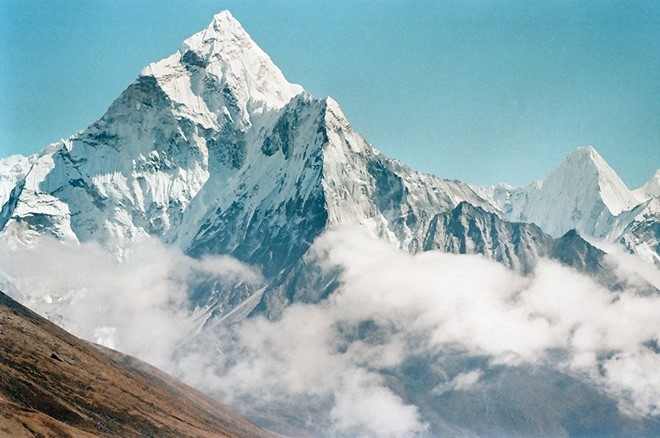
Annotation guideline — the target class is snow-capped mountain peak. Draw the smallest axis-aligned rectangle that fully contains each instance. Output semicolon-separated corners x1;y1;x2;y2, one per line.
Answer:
139;10;302;132
521;144;641;237
560;145;637;216
473;144;659;264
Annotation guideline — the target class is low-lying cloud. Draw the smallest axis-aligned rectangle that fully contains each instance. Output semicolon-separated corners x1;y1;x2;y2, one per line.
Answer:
2;227;659;436
0;236;262;369
192;228;660;435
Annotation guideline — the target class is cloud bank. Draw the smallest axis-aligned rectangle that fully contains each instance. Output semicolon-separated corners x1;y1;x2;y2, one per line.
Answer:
1;228;659;436
0;236;262;370
190;228;660;435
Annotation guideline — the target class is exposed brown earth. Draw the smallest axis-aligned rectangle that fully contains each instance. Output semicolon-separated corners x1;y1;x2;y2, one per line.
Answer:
0;291;278;437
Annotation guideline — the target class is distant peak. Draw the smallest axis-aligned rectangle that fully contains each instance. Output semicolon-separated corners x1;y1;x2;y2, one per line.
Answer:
556;145;637;215
564;145;614;174
574;145;596;154
567;145;599;162
324;97;346;119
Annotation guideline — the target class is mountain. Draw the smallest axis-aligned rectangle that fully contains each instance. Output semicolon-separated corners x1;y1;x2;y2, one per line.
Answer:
0;290;275;438
476;146;659;265
0;11;531;318
421;201;623;285
1;10;659;438
2;12;654;283
636;169;660;198
0;11;656;316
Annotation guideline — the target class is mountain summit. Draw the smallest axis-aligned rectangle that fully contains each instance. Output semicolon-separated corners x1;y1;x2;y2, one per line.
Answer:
142;10;303;121
476;146;656;258
512;145;640;237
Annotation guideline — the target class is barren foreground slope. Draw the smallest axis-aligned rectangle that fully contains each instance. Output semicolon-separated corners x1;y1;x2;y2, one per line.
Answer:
0;291;277;438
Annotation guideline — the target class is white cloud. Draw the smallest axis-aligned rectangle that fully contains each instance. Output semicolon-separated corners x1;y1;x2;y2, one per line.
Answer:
2;227;660;436
0;235;262;370
203;227;660;429
602;348;660;417
330;369;428;438
433;370;484;395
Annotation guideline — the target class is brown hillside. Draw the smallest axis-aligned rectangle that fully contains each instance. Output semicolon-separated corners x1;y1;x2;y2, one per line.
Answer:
0;291;278;437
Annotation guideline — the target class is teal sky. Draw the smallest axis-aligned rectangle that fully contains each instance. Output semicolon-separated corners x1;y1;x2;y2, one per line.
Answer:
1;0;658;187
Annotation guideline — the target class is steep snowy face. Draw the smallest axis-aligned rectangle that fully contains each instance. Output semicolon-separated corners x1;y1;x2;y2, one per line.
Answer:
620;170;660;265
183;93;494;278
184;93;329;278
618;198;660;266
578;146;639;215
0;11;304;250
474;146;659;265
0;149;77;245
0;154;34;236
0;154;34;210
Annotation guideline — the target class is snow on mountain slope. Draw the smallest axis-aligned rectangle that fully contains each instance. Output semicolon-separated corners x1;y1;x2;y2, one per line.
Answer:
624;171;660;265
0;154;34;210
320;98;494;252
0;154;33;234
0;147;78;246
141;10;302;131
617;197;660;265
486;146;639;238
0;11;304;253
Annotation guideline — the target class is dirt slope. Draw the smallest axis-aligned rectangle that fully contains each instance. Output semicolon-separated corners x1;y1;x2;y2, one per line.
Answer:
0;291;278;437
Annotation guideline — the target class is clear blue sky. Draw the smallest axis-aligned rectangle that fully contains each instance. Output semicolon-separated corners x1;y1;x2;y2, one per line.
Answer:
1;0;658;187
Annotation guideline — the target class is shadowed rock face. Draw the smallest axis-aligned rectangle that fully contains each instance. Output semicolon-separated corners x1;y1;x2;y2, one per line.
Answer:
0;291;277;438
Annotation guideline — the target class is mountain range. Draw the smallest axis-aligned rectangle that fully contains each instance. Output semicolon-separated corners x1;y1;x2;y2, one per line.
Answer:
1;10;659;437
